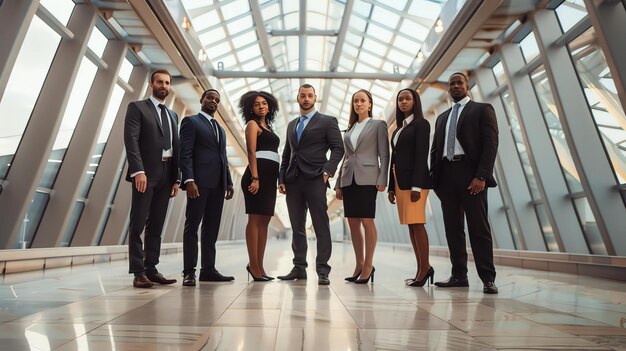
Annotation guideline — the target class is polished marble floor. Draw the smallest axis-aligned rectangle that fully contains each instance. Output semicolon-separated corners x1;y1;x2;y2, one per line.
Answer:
1;239;626;350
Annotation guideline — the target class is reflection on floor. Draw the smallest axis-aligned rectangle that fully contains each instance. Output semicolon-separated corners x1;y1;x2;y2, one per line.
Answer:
1;239;626;350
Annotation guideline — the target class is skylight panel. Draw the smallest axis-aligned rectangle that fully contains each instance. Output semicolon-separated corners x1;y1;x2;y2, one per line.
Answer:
220;0;250;21
226;16;254;35
262;2;281;22
231;29;257;48
366;23;394;44
198;26;226;46
371;5;400;26
237;45;262;62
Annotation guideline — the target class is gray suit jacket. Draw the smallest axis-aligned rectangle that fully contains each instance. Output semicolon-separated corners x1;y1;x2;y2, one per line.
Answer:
336;119;389;188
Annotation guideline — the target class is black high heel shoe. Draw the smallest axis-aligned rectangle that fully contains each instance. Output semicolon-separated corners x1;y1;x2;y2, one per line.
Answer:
263;274;275;281
354;267;375;284
408;267;434;287
345;271;361;282
246;265;269;282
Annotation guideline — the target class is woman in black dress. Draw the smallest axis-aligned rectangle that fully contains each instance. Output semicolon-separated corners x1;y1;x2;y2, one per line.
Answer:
240;91;280;282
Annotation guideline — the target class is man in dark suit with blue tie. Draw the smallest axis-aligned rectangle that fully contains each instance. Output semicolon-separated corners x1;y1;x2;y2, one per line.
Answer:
277;84;344;285
124;69;180;288
179;89;234;286
430;72;499;294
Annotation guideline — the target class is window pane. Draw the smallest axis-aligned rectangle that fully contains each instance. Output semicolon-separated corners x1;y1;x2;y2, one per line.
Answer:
573;197;607;255
16;192;49;249
60;201;85;247
536;203;559;252
39;0;75;26
87;27;108;58
530;66;583;193
555;0;588;33
519;32;540;63
568;28;626;186
40;56;98;188
118;58;133;83
492;61;506;86
0;17;61;179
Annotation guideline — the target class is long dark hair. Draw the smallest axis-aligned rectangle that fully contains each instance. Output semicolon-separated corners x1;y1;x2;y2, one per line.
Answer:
395;88;424;128
347;89;373;131
239;90;279;128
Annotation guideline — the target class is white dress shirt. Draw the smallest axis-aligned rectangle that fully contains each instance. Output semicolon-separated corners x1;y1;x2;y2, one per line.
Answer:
442;95;470;158
349;117;370;149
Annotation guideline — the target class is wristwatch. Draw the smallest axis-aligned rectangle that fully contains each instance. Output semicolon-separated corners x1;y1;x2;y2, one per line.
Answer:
477;176;485;181
323;171;330;177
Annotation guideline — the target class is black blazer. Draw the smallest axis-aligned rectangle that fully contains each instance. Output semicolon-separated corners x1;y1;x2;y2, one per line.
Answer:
279;112;344;184
388;117;433;191
124;99;180;184
430;100;498;188
179;113;233;190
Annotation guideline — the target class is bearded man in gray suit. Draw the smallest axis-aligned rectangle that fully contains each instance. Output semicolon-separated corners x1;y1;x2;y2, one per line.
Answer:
277;84;344;285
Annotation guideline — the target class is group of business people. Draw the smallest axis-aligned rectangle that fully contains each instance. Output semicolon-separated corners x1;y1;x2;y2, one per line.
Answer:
123;69;499;294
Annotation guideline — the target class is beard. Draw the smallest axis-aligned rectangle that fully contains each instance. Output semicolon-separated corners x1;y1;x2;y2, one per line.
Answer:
153;87;169;100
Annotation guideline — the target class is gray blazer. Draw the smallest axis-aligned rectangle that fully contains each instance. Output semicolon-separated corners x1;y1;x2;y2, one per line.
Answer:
336;119;389;188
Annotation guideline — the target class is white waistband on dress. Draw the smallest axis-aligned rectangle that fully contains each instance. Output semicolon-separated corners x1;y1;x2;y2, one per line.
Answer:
256;150;279;163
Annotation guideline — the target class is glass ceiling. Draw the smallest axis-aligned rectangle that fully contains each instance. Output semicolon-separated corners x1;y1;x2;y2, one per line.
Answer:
180;0;446;136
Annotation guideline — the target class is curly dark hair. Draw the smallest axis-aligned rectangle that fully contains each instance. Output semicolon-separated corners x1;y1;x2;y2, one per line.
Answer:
395;88;424;128
239;90;279;128
347;89;373;131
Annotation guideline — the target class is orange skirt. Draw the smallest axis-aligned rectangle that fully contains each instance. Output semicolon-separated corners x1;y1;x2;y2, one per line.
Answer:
393;168;428;225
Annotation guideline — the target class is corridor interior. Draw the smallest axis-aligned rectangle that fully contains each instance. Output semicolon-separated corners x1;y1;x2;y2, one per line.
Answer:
1;240;625;351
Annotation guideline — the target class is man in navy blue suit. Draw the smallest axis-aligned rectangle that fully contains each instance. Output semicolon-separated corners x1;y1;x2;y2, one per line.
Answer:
179;89;234;286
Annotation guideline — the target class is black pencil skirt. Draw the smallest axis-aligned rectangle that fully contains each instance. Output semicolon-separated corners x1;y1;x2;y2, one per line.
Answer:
341;181;378;218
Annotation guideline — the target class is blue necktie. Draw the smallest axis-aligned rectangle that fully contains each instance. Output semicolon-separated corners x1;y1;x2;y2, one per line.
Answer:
446;103;461;161
296;116;307;142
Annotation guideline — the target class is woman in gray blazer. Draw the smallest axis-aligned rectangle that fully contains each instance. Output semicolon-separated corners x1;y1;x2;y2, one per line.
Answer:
335;89;389;284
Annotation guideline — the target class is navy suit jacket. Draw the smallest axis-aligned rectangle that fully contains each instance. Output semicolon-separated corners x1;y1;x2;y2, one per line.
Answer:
179;113;233;190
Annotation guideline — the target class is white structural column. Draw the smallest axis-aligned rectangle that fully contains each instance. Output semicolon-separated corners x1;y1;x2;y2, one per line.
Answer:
500;43;589;254
71;66;149;246
475;68;544;251
32;41;127;248
100;163;131;246
584;0;626;112
0;0;39;100
0;5;97;249
531;9;626;255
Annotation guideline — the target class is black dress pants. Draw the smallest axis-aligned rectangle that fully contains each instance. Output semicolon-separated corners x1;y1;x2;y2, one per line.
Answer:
182;186;225;274
285;175;332;276
128;161;172;274
436;158;496;283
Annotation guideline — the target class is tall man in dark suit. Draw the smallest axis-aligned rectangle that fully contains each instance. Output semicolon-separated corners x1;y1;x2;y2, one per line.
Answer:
124;69;180;288
277;84;344;285
430;72;500;294
179;89;234;286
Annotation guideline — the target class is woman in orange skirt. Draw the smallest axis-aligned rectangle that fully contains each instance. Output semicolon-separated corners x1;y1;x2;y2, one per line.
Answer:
388;89;434;287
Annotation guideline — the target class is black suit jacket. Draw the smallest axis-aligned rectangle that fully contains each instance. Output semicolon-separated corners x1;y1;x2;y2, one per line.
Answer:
124;99;180;184
179;113;233;190
279;112;344;184
389;117;433;191
430;100;498;188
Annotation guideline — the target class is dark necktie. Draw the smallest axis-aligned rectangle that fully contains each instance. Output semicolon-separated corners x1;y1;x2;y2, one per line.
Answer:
446;103;461;160
296;116;307;142
210;118;219;143
158;104;172;150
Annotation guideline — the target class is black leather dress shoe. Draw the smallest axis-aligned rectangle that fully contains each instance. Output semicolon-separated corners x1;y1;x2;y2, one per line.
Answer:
183;273;196;286
434;276;469;288
146;271;177;284
133;274;153;288
483;282;498;294
199;270;235;282
318;275;330;285
277;268;307;280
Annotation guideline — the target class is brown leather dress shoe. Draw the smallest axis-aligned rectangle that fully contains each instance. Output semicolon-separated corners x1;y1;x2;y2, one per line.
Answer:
133;274;153;288
146;271;177;284
434;276;469;288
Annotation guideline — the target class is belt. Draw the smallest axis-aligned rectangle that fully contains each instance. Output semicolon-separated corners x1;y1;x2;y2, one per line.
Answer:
256;150;280;163
162;157;172;162
445;155;465;162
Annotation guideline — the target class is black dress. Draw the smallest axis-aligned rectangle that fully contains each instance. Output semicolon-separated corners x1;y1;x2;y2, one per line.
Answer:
241;124;280;215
